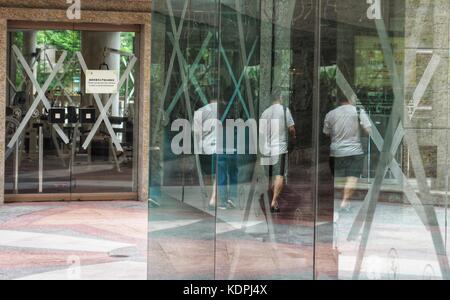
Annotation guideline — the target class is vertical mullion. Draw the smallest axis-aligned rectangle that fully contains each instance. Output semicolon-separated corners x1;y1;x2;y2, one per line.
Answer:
312;0;322;281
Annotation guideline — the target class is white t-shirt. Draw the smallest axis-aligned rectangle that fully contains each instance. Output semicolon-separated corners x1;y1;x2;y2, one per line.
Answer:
323;104;372;158
260;103;295;156
193;102;218;155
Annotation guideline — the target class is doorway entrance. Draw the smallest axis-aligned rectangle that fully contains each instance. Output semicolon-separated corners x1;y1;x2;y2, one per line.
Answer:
4;23;140;202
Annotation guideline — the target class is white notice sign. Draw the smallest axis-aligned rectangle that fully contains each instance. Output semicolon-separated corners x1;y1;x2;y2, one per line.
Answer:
86;70;119;94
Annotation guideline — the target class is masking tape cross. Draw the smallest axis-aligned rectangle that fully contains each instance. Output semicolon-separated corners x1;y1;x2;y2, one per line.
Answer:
219;45;251;120
8;45;70;149
220;39;259;123
7;52;38;104
76;52;137;152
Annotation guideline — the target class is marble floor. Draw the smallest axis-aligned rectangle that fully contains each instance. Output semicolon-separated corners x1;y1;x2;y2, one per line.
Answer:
0;194;449;280
149;186;450;280
0;201;147;280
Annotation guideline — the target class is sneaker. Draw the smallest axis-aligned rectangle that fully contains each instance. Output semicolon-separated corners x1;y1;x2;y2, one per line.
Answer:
333;211;340;223
218;204;228;210
338;205;352;214
227;200;236;209
270;206;281;214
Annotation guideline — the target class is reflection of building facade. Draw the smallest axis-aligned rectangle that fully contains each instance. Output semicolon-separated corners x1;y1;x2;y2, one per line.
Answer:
149;0;450;280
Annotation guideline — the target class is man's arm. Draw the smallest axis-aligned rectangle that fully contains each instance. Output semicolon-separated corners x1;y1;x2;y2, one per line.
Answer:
289;125;296;139
360;109;372;136
323;114;331;137
362;126;372;136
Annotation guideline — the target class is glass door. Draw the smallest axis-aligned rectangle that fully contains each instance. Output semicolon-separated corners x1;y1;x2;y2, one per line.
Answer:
5;28;73;198
5;25;139;201
70;30;139;197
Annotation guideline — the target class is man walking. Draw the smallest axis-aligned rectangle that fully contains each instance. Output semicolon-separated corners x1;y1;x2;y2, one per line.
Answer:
260;91;296;213
323;96;372;212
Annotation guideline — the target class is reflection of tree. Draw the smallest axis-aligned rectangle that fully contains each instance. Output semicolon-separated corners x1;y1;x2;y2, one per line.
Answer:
13;30;136;100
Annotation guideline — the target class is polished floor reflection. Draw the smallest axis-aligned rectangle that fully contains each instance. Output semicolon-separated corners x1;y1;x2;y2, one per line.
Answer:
334;199;449;280
149;188;316;280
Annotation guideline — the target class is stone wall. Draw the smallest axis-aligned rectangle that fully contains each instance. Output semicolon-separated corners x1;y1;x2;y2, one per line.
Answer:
405;0;450;191
0;0;152;13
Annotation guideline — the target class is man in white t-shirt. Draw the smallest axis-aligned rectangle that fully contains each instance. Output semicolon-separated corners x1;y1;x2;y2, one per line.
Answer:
193;100;218;155
193;100;219;208
323;96;372;211
260;93;296;213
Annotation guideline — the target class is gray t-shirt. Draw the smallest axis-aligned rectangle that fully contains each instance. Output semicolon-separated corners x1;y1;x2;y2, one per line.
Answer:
323;104;371;158
260;103;295;156
193;102;218;155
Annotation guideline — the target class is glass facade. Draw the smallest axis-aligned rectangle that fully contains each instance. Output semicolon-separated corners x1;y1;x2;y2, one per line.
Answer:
149;0;450;280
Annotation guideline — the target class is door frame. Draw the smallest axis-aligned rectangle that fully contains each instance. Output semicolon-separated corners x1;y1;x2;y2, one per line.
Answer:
0;8;152;204
5;192;138;203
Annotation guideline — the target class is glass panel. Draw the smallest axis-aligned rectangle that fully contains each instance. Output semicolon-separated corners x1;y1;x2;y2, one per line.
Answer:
5;29;139;197
5;30;73;195
214;0;316;280
148;0;220;280
316;0;450;280
71;31;139;194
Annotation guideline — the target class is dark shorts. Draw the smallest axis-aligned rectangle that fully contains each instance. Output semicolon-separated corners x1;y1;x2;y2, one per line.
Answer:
265;154;286;178
330;155;364;178
200;155;216;176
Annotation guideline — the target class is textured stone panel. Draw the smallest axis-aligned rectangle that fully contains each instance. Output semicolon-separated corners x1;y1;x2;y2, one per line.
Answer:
0;19;5;205
0;0;152;13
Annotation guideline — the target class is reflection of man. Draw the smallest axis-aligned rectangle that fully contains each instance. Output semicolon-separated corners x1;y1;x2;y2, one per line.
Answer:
323;96;372;212
260;92;296;213
193;99;219;209
217;119;238;210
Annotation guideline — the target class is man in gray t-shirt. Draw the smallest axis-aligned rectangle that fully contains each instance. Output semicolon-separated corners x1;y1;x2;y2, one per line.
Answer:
260;93;296;214
323;97;372;211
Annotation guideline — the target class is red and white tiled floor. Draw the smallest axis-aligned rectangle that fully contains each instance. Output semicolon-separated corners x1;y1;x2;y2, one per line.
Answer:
1;195;447;280
0;201;147;280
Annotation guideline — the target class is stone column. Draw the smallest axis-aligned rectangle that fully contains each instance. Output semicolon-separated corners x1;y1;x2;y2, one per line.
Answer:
6;31;14;106
23;31;38;158
272;0;296;93
81;32;121;116
0;19;7;204
149;13;166;201
22;31;37;102
432;0;449;191
259;0;274;113
23;31;36;63
404;0;448;192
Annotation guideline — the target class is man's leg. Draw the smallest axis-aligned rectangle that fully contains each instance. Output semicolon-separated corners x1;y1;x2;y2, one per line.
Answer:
271;175;284;209
209;177;217;207
227;154;238;207
271;154;286;209
217;155;228;208
341;155;363;209
207;155;218;207
342;176;358;209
